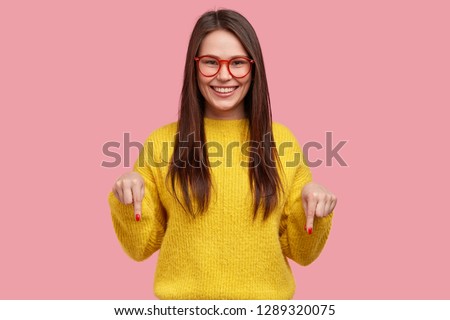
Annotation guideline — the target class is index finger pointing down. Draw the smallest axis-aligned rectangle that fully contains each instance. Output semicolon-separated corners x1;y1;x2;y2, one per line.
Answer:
132;183;143;222
304;195;318;234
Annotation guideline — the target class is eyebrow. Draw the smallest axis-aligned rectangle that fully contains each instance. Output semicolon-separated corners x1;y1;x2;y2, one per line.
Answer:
200;54;250;59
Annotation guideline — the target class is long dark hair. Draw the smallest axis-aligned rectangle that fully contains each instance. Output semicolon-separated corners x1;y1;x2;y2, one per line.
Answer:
167;9;283;220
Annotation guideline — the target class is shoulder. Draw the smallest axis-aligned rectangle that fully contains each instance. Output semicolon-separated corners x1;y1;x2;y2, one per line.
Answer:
139;122;178;163
145;121;178;143
272;122;309;172
272;121;301;146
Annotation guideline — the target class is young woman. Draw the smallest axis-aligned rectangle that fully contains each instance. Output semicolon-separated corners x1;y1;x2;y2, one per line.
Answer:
109;9;336;300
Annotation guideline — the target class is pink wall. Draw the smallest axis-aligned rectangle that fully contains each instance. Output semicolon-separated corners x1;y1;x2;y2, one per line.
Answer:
1;0;449;299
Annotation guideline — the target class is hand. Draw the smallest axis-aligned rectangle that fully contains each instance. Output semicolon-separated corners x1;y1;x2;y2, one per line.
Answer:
112;171;145;222
301;182;337;234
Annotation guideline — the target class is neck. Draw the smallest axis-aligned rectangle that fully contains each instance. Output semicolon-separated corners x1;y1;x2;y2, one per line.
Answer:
204;103;245;120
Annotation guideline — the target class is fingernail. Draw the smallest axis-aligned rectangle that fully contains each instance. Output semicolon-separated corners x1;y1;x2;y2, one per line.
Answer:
136;213;141;222
304;225;307;231
308;227;313;235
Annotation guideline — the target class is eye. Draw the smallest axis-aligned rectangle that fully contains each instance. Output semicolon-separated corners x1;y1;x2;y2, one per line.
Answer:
201;58;219;66
231;58;249;67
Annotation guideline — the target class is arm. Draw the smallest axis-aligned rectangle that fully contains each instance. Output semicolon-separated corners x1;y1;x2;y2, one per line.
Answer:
279;143;334;266
108;136;167;262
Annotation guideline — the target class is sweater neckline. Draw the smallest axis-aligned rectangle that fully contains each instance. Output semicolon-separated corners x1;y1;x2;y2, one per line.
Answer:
203;117;249;131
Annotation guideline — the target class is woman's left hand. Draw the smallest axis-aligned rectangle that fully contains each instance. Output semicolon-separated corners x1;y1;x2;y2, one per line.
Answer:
301;182;337;234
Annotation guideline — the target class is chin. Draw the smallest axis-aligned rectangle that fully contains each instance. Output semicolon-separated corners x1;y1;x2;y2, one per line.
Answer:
214;103;236;110
211;104;238;112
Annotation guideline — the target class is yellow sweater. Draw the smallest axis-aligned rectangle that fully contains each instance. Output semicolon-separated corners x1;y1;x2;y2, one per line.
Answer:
108;117;333;299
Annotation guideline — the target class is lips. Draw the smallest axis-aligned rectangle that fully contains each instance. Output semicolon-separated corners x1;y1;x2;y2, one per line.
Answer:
211;86;238;93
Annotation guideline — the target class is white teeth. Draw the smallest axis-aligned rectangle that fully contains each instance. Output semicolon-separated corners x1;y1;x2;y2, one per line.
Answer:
213;87;237;93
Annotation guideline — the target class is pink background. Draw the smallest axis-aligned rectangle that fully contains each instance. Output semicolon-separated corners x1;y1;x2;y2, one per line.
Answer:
1;0;449;299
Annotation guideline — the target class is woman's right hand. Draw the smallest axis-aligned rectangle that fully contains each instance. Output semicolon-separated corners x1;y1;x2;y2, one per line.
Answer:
112;171;145;221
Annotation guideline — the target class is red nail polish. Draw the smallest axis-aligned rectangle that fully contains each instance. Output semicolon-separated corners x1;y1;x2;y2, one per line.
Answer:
304;225;307;231
136;213;141;222
308;227;313;235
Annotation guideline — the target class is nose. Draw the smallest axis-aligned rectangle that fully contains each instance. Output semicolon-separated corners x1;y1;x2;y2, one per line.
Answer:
216;62;233;81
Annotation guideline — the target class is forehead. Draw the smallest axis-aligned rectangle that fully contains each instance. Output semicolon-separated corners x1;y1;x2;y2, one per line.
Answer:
198;29;247;58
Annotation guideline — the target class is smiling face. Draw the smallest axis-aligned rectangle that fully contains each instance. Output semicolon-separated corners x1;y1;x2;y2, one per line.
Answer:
197;29;252;120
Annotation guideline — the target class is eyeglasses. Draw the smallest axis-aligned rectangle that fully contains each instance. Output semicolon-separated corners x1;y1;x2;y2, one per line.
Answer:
194;55;254;78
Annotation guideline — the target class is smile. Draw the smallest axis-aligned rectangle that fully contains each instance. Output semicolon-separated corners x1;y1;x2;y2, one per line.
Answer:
211;86;238;93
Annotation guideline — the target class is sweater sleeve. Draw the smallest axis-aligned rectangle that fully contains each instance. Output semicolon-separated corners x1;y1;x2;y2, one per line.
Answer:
108;135;167;262
279;140;333;266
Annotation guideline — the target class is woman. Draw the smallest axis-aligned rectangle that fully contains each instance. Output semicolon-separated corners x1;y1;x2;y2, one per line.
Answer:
109;9;336;299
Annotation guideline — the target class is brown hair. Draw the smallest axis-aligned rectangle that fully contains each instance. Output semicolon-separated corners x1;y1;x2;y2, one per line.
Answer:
167;9;283;220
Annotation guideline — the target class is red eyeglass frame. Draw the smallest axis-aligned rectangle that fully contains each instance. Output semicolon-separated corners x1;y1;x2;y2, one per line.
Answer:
194;55;255;78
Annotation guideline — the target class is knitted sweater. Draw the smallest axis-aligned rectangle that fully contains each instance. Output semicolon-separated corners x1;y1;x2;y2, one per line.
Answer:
108;117;333;299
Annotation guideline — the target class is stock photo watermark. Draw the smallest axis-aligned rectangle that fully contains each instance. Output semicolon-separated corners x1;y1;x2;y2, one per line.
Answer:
101;132;348;169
